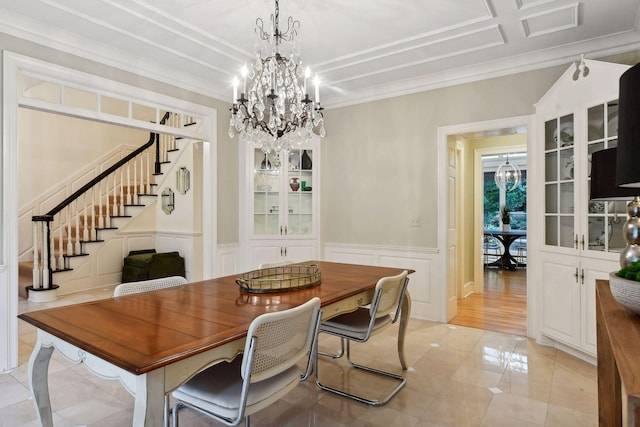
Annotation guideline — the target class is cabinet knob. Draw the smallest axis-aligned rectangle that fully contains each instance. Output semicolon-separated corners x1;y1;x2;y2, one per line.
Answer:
574;234;578;249
581;235;585;250
574;268;579;283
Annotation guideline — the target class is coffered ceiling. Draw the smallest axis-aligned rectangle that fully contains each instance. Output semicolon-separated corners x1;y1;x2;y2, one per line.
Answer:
1;0;639;108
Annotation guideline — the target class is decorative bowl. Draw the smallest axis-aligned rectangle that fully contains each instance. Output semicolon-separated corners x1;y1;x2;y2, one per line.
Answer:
609;272;640;315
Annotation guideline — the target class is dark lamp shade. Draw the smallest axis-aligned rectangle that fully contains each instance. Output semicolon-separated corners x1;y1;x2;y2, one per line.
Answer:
591;148;638;200
616;63;640;188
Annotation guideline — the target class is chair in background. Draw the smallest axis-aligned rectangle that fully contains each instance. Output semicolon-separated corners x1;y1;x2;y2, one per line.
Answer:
513;237;527;268
112;275;187;297
315;270;410;406
170;297;322;427
483;232;503;267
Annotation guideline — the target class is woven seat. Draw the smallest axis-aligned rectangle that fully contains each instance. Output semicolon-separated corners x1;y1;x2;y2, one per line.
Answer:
112;275;187;297
171;297;321;427
315;270;410;406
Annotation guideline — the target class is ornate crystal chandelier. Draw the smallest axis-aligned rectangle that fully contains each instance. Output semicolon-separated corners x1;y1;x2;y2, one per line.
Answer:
229;0;325;154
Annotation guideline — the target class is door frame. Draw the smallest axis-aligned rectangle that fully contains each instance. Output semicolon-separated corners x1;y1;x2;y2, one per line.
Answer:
437;115;534;332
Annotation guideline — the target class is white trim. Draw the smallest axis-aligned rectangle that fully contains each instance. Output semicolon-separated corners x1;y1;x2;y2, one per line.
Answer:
437;115;534;331
1;50;20;372
1;51;217;371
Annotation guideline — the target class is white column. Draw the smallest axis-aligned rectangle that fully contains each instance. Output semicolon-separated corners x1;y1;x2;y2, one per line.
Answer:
32;221;41;288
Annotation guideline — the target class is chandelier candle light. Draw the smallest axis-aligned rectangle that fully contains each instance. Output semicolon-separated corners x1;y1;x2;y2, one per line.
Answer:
229;0;325;154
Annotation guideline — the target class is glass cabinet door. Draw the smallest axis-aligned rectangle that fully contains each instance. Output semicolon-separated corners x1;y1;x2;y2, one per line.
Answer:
252;147;315;237
285;148;314;236
253;150;280;236
544;114;575;249
586;100;627;253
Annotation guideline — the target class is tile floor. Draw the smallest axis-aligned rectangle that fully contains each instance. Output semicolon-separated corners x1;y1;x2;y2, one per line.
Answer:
1;288;598;426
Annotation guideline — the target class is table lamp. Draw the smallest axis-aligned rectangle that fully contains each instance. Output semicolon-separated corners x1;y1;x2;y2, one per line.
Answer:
615;62;640;267
591;147;638;266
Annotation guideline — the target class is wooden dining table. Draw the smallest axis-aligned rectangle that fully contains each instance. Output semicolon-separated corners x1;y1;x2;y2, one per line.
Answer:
18;261;414;427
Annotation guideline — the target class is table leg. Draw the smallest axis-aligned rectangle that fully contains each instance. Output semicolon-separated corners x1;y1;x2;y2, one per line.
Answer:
28;340;55;427
133;369;166;427
398;291;412;370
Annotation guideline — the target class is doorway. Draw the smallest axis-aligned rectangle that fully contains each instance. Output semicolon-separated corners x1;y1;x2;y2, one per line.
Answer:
437;115;532;336
1;52;217;372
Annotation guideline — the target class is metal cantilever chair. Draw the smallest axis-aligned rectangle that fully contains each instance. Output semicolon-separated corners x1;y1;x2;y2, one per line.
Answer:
170;297;322;427
112;275;187;297
315;270;410;406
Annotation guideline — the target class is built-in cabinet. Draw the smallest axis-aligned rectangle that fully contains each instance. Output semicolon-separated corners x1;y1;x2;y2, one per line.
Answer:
239;138;320;269
534;59;631;358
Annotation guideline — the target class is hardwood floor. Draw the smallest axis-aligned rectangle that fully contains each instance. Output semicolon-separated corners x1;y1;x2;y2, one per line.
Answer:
449;267;527;336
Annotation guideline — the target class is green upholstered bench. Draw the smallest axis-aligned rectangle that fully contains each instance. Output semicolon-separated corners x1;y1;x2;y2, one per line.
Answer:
121;249;186;283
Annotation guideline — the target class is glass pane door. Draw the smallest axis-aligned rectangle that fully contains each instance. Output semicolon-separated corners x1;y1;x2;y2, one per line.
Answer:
253;149;280;235
544;114;575;248
586;100;628;253
286;148;314;236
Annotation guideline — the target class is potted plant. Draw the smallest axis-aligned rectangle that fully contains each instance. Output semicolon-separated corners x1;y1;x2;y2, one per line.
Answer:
500;205;511;231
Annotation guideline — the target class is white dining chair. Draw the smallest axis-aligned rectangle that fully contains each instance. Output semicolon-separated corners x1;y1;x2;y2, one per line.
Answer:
170;297;322;427
112;275;187;297
315;270;410;406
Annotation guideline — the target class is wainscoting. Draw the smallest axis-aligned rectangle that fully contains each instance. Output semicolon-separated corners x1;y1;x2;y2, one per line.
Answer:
323;243;441;321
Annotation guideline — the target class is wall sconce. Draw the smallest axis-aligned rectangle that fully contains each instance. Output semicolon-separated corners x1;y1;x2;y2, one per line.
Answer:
177;166;190;195
161;188;174;214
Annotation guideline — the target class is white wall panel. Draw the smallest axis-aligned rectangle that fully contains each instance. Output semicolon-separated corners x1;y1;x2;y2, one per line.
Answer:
324;243;440;321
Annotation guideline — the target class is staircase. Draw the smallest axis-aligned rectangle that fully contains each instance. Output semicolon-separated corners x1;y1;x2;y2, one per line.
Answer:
23;112;197;301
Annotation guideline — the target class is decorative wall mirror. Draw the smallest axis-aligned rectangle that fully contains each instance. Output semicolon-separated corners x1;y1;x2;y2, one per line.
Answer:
177;166;191;194
161;188;175;214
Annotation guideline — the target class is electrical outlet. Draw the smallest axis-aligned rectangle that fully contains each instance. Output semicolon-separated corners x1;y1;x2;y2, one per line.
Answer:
410;216;422;227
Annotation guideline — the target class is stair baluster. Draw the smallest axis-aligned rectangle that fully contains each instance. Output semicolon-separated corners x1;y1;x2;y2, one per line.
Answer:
146;151;151;194
74;200;81;254
139;154;144;196
91;187;97;241
83;193;89;242
119;168;125;216
57;216;64;270
133;158;138;205
66;205;73;256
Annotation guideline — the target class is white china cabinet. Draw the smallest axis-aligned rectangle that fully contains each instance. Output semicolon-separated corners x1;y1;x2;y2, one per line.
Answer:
239;137;320;269
534;59;630;357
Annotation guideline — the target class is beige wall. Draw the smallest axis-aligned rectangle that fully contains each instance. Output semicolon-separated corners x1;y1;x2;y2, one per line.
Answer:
18;109;147;206
321;68;562;247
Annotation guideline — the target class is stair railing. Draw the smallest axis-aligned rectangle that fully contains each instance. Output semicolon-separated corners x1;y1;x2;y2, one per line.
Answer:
29;111;183;291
